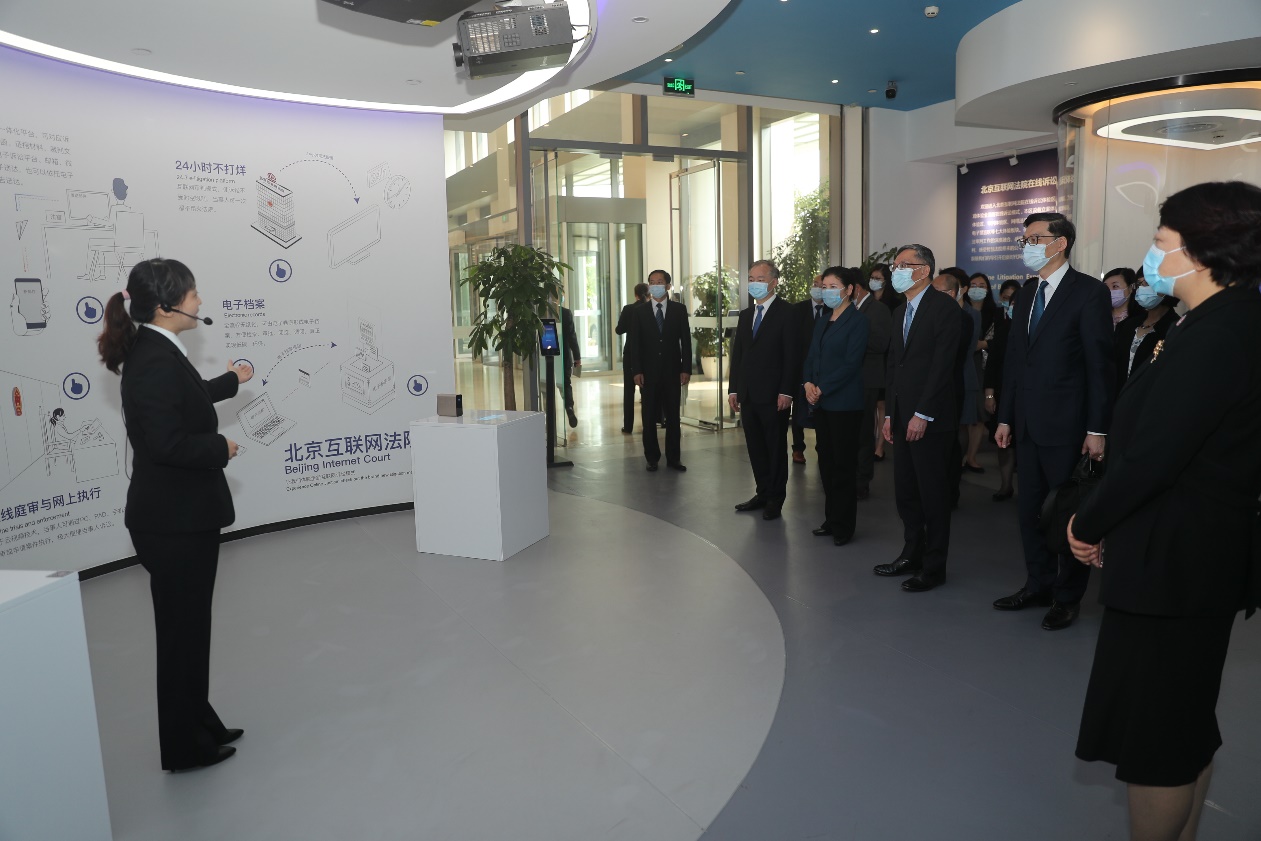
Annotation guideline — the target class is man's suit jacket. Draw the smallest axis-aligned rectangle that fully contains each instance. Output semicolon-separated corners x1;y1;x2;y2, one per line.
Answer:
728;296;799;405
998;266;1114;446
1073;287;1261;617
885;286;963;431
792;298;830;420
121;327;239;534
855;292;892;389
625;298;691;384
560;306;580;368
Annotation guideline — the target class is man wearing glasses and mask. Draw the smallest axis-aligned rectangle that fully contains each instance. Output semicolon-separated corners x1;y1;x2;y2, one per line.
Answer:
993;212;1114;630
874;244;963;592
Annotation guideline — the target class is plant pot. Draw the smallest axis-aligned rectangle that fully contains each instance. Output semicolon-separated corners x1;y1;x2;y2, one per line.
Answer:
700;356;719;379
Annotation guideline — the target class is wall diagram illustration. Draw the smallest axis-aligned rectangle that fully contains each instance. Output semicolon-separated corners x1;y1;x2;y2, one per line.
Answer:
11;279;50;336
341;316;395;415
327;205;381;268
0;371;117;492
251;173;302;248
383;175;412;210
236;392;296;446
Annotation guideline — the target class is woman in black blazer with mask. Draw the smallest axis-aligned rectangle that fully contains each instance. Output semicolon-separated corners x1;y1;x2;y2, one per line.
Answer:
1068;182;1261;841
98;258;253;772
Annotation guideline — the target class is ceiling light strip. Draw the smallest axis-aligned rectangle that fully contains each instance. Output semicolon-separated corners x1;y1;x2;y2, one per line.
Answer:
0;0;593;116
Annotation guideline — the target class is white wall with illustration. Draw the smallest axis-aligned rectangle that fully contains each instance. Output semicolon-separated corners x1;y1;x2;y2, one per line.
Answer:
0;46;452;570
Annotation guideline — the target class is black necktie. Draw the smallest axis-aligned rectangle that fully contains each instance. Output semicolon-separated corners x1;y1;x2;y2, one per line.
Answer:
656;303;664;333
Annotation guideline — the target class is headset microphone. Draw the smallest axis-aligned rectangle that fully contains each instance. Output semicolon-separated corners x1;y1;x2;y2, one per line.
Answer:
161;303;213;326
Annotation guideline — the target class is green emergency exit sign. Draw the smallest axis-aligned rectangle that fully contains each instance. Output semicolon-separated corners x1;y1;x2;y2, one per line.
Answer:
663;77;695;97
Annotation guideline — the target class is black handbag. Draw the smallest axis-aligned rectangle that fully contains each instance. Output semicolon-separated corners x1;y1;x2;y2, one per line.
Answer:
1039;455;1105;555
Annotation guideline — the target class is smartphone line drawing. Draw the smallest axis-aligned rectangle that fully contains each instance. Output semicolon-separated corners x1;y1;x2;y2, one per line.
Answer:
15;278;46;329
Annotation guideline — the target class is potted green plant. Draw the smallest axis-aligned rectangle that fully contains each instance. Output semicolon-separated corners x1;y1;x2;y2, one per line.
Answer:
771;182;830;303
462;244;570;411
689;266;738;380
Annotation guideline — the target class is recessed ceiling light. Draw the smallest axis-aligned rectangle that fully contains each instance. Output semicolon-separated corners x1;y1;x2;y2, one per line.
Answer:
632;16;648;23
405;79;421;85
1065;82;1078;86
664;58;673;63
867;89;877;94
681;133;689;137
131;48;151;56
831;79;839;84
736;70;746;75
870;28;879;34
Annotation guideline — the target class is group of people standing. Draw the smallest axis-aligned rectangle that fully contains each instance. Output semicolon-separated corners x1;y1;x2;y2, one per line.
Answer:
619;183;1261;840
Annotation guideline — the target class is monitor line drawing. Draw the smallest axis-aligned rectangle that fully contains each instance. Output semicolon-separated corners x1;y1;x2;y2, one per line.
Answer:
236;393;296;446
328;205;381;268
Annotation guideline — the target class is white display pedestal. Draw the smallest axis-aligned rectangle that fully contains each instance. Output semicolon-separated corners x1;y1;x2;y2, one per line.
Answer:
0;571;112;841
410;410;549;561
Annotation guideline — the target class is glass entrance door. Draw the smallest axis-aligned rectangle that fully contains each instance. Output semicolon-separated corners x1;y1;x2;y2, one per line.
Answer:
671;159;736;430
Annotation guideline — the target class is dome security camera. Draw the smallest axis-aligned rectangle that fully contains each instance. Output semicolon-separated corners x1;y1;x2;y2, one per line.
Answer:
924;6;939;17
885;81;898;100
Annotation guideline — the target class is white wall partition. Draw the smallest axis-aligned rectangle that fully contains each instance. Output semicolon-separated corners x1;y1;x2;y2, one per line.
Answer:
0;46;452;570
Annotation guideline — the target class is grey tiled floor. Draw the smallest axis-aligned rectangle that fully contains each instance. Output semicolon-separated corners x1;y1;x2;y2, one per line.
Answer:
82;491;783;841
549;430;1261;841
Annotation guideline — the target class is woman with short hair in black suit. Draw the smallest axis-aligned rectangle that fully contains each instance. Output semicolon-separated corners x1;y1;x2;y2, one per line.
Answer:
1068;181;1261;840
98;258;254;772
1113;274;1180;392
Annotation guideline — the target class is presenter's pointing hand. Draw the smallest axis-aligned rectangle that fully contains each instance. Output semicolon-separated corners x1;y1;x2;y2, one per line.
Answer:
230;360;254;384
226;438;240;459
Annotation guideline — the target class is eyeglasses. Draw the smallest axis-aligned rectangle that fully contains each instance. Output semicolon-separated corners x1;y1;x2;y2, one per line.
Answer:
889;262;926;272
1015;235;1062;247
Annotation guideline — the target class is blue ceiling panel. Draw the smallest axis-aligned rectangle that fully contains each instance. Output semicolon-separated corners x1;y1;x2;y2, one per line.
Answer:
616;0;1023;111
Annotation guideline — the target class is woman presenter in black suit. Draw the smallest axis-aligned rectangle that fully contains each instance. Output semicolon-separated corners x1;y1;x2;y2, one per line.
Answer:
1068;182;1261;841
98;258;253;772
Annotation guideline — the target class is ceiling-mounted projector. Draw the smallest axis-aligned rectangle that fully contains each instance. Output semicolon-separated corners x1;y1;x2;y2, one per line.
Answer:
319;0;480;26
453;2;573;80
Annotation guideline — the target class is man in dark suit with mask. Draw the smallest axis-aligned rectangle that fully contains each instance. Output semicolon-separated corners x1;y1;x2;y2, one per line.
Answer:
729;259;800;521
875;244;963;592
994;212;1114;630
625;270;691;472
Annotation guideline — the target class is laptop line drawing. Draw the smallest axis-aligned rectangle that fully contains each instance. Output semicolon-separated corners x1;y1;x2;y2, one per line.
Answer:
236;393;295;446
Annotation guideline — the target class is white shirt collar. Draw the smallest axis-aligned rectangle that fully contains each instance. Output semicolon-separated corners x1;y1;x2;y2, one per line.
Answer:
143;322;189;357
1040;261;1071;292
755;293;778;310
652;297;669;320
905;285;929;307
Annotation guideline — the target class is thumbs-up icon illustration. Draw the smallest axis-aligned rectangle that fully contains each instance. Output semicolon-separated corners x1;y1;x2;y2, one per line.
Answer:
70;378;84;395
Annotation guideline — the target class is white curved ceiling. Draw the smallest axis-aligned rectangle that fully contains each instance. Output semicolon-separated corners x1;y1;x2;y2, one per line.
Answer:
0;0;732;115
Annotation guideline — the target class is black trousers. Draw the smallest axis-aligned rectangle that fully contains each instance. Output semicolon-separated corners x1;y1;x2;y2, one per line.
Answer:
1016;438;1091;603
815;409;864;539
855;387;881;488
132;528;228;769
742;400;791;502
891;419;953;577
641;373;681;465
622;365;637;431
562;363;575;413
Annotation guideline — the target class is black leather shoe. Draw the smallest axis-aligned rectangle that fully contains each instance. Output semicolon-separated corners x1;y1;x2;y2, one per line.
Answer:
856;486;870;500
567;409;578;428
992;490;1013;501
217;728;244;746
621;427;632;434
646;462;658;472
902;572;944;592
1042;602;1080;631
667;462;687;472
762;503;782;521
812;524;832;536
734;496;766;512
167;745;236;772
992;587;1053;611
874;557;921;577
832;534;852;547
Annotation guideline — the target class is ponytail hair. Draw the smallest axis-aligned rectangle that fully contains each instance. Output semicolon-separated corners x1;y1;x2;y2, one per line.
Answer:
97;258;197;374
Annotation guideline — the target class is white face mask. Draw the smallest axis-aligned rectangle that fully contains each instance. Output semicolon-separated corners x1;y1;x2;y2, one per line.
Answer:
869;279;885;291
